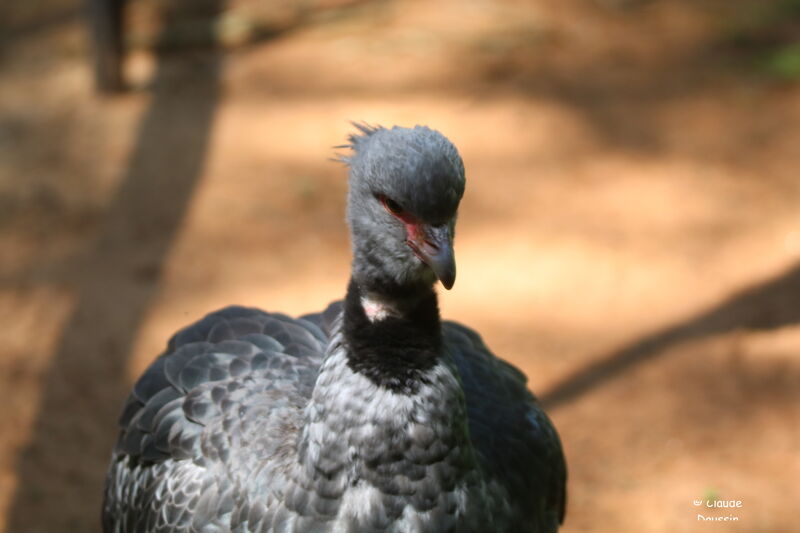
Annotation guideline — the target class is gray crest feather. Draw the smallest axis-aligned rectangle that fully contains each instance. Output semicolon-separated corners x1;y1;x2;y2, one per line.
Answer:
334;121;383;164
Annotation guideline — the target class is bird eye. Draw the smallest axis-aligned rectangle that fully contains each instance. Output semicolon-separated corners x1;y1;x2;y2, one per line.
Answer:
379;195;405;216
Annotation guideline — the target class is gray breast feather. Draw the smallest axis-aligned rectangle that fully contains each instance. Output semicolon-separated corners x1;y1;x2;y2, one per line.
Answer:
443;321;567;530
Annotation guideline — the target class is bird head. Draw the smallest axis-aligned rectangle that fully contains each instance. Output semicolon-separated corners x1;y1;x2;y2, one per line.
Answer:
342;124;465;292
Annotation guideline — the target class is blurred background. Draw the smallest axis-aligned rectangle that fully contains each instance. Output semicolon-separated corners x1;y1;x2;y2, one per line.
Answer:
1;0;799;531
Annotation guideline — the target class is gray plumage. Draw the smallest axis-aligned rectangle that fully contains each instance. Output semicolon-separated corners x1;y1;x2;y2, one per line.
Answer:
103;124;567;533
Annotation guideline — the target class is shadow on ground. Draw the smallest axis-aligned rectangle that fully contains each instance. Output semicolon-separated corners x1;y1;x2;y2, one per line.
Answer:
542;261;800;409
5;9;224;533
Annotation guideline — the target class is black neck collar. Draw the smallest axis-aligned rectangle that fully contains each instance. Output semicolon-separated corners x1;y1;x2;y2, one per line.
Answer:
342;278;442;394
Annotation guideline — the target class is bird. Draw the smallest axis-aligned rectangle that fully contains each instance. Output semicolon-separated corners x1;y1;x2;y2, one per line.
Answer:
102;124;567;533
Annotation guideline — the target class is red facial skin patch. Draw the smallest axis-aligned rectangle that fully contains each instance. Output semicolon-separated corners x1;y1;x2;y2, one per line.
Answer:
379;195;428;260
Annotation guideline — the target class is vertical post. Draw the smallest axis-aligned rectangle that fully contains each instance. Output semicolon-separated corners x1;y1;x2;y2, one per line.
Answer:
86;0;126;92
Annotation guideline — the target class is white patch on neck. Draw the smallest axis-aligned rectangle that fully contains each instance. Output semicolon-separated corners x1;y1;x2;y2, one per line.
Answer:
361;294;400;322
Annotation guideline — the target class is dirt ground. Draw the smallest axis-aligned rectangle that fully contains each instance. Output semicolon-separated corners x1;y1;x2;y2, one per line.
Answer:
1;0;799;532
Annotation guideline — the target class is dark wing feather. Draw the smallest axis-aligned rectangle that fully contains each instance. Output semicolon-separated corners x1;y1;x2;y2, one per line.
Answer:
300;301;343;337
443;321;567;531
103;305;328;533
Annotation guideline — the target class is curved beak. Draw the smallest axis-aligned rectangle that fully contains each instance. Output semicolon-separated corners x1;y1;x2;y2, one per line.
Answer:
407;224;456;290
